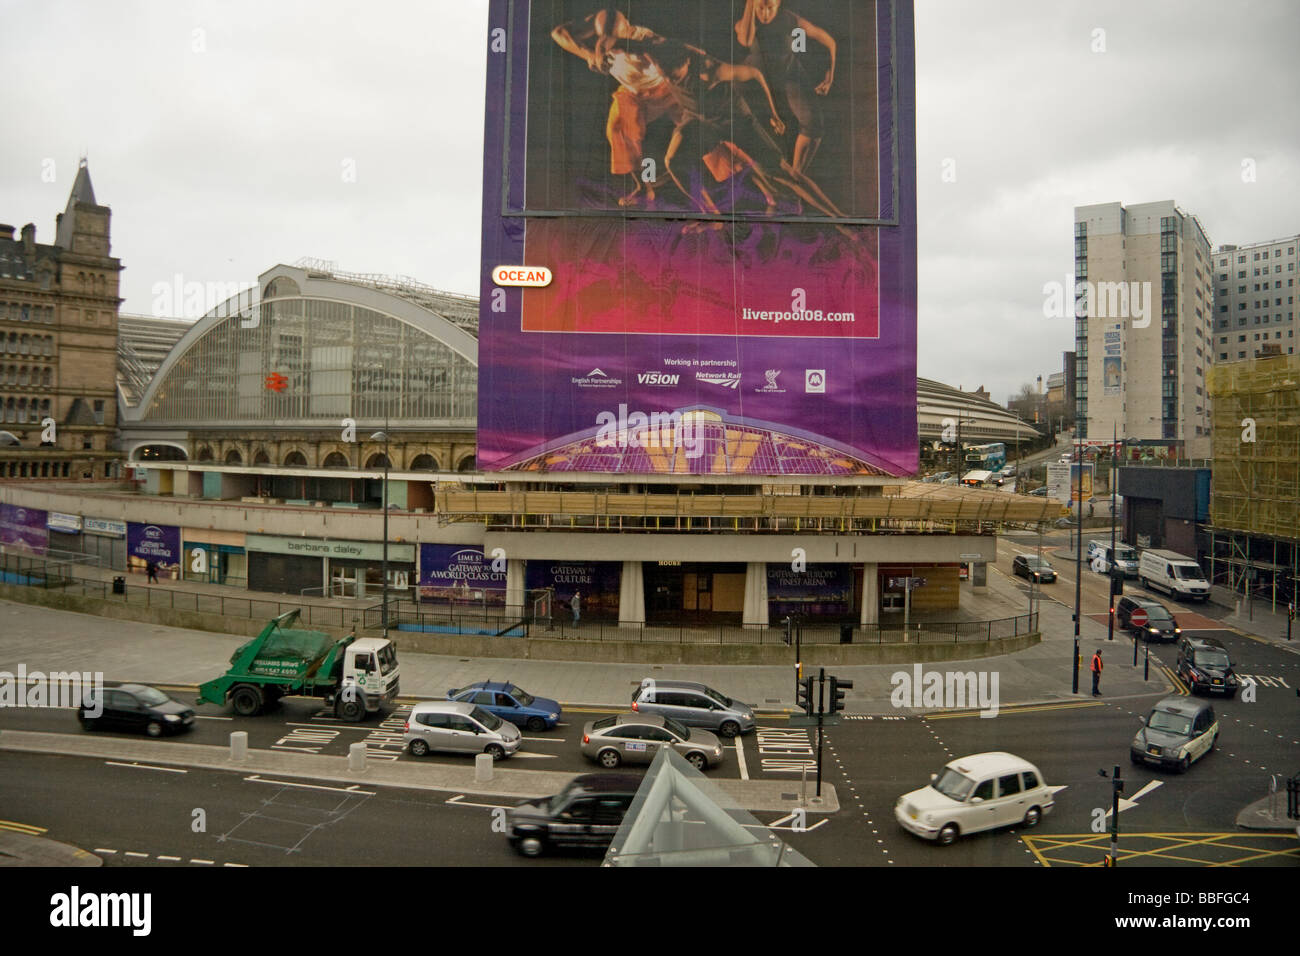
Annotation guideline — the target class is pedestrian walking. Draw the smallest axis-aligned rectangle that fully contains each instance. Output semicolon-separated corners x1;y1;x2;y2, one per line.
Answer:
146;560;158;584
571;590;581;625
1091;648;1103;696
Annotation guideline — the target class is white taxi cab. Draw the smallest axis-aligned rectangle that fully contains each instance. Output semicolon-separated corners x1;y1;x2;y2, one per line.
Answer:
895;752;1065;846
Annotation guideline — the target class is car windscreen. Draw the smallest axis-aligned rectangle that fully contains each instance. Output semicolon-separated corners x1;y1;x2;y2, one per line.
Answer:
1173;565;1203;580
1193;650;1230;669
663;717;691;740
471;706;503;730
1024;558;1050;568
703;687;731;707
509;686;535;707
134;687;169;707
377;644;398;675
932;768;975;801
1145;610;1174;625
1147;711;1192;735
1115;547;1137;562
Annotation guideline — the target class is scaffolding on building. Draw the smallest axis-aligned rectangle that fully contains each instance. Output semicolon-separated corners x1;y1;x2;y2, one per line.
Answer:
1205;353;1300;610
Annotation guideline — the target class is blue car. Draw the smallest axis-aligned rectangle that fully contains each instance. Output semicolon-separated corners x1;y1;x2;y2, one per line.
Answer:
447;682;562;732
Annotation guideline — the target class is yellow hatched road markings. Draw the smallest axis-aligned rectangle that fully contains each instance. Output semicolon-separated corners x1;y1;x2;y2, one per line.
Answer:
1022;831;1300;867
0;820;48;836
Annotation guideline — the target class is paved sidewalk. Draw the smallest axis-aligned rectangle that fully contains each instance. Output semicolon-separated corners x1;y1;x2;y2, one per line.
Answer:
0;585;1173;715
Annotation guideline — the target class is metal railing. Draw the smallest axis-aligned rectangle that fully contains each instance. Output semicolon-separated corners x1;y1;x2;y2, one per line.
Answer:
0;551;355;631
366;599;1038;646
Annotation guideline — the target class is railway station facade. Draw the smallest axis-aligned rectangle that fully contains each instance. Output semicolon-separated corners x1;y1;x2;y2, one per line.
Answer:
0;263;1053;629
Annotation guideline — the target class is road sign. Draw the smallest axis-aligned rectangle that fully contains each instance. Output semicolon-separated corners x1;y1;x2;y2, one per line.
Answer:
1129;608;1149;628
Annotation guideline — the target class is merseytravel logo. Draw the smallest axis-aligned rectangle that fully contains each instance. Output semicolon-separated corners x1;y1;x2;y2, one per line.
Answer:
492;265;553;288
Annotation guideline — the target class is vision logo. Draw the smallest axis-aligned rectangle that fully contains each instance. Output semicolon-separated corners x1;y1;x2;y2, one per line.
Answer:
637;373;680;387
264;372;288;392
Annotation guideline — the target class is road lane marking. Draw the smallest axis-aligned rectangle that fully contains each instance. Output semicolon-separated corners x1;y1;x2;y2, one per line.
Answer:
446;794;517;810
520;736;566;743
0;820;47;835
925;700;1104;720
104;761;187;774
157;855;181;862
195;715;233;721
1107;779;1163;817
124;851;149;858
734;734;749;780
242;775;375;796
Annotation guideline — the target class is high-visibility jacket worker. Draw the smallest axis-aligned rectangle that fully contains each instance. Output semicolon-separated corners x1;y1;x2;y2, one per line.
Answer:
1091;650;1103;696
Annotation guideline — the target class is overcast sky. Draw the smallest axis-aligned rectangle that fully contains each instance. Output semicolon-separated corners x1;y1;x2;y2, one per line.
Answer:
3;1;1297;405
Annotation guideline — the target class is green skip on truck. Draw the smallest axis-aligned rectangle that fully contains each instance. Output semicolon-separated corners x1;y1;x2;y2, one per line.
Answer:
197;610;400;721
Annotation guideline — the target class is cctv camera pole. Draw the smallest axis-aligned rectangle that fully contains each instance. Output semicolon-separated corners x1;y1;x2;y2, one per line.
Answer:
1072;433;1082;694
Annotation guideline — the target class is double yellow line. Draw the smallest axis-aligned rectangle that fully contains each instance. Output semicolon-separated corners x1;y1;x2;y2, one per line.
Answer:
0;820;47;836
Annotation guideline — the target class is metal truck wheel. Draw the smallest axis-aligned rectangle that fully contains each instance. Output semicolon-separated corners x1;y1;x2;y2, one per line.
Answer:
336;697;366;722
231;685;264;717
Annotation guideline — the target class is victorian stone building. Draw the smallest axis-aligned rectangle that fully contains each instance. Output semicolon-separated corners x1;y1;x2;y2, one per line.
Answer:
0;160;121;480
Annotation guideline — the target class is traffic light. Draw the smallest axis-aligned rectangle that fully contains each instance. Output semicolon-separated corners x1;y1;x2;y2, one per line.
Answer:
796;676;813;716
1109;567;1124;597
828;676;853;715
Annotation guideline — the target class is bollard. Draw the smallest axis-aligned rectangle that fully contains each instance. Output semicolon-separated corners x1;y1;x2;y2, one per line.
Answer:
229;731;248;763
348;741;367;773
475;752;494;782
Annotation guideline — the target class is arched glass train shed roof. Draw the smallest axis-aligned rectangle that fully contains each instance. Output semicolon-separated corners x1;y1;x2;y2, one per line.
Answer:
121;263;479;430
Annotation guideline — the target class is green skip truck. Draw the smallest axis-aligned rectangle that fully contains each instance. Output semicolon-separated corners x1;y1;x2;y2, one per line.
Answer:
197;610;400;721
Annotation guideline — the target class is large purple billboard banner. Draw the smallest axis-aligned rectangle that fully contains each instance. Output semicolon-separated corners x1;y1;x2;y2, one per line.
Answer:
479;0;917;476
0;504;49;555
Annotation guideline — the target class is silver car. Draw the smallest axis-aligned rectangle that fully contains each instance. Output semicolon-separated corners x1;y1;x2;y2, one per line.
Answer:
581;713;725;771
404;700;521;760
630;679;756;737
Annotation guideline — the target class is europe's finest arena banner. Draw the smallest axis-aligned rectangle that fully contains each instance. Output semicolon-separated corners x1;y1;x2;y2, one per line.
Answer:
479;0;918;476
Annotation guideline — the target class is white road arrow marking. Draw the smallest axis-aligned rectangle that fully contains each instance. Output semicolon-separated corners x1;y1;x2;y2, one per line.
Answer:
1106;779;1162;817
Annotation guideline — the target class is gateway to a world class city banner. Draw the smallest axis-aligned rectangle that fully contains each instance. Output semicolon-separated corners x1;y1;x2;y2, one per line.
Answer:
478;0;917;476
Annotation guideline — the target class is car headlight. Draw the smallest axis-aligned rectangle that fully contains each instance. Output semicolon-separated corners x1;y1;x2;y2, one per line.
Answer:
1149;627;1159;634
714;747;722;755
549;713;558;720
164;713;181;722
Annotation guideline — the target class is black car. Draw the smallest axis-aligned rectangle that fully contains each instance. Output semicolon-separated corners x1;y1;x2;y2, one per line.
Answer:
1176;636;1239;697
1012;555;1056;583
78;683;196;737
505;773;640;858
1115;596;1181;642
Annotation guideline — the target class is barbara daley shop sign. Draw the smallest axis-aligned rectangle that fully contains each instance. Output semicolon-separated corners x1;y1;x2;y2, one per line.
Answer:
245;534;414;563
126;523;180;571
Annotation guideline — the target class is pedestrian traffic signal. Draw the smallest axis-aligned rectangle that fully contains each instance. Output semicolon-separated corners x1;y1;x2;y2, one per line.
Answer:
828;676;853;715
796;676;813;716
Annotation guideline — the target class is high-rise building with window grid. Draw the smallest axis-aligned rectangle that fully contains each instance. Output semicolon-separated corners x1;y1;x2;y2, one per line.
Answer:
1209;235;1300;364
1072;200;1213;457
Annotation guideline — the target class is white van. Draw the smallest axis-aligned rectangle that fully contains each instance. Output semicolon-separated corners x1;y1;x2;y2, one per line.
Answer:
1087;540;1140;578
1139;549;1210;603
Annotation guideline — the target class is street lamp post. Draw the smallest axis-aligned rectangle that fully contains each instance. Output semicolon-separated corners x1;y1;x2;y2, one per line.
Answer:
370;429;390;639
1108;423;1118;642
1072;430;1082;694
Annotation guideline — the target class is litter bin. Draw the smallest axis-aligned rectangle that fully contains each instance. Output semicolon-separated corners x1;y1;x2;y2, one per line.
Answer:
112;576;125;595
839;624;854;644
